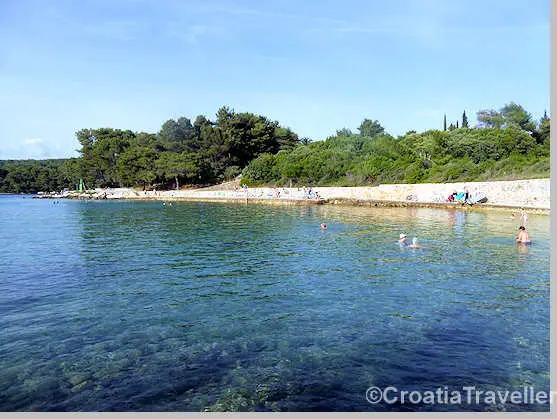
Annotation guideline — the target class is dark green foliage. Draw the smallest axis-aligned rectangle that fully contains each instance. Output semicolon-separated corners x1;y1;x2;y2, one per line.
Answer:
477;102;537;132
462;110;469;128
336;128;353;137
158;117;198;153
500;102;536;132
240;153;277;185
0;103;549;193
69;106;300;189
116;146;157;189
155;151;201;188
358;119;385;138
533;111;550;149
477;109;504;129
0;159;71;193
242;103;549;187
403;162;425;183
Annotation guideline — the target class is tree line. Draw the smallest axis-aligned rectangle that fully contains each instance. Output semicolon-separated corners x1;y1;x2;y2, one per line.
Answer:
0;102;550;193
1;106;299;193
242;102;550;186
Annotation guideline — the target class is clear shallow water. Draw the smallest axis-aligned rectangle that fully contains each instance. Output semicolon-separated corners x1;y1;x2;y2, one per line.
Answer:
0;195;550;411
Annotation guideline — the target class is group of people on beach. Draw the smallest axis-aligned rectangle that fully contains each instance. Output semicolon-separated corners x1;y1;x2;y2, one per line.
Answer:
445;188;487;206
302;187;322;201
446;189;469;203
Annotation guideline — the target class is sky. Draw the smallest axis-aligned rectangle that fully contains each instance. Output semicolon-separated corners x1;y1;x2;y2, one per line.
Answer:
0;0;550;159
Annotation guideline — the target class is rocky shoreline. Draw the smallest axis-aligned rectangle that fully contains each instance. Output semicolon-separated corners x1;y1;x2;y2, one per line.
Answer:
34;178;551;215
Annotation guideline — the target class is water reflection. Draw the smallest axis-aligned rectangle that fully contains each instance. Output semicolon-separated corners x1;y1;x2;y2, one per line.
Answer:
517;243;530;264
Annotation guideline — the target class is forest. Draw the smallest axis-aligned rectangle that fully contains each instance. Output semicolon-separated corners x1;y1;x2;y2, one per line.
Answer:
0;103;550;193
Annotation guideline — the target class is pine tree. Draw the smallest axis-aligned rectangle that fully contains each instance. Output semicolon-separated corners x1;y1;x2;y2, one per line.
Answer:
443;114;447;131
462;110;469;128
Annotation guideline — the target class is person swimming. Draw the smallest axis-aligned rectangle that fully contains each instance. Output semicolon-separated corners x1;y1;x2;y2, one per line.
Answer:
408;237;422;248
321;223;327;230
398;233;408;246
516;226;531;244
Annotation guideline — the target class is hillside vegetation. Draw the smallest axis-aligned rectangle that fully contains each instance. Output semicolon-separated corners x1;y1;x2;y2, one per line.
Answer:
0;103;549;193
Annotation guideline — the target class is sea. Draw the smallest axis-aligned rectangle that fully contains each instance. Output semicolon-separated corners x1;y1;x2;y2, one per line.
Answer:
0;195;550;411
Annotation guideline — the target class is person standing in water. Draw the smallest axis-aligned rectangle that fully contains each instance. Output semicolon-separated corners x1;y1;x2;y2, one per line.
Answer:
520;208;528;224
516;226;531;244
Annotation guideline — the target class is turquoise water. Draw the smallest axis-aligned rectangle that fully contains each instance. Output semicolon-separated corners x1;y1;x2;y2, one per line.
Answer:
0;195;550;411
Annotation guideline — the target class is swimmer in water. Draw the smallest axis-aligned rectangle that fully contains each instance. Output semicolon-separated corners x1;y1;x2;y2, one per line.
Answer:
321;223;327;230
408;237;422;248
398;233;407;245
516;226;531;244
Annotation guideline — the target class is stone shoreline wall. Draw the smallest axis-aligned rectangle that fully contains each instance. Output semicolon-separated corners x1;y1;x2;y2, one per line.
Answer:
41;178;550;211
314;179;550;209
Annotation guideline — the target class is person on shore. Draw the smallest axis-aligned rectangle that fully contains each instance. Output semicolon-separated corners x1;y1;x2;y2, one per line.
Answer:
408;237;422;248
516;226;531;244
446;191;457;202
321;223;327;230
510;213;516;220
398;233;408;246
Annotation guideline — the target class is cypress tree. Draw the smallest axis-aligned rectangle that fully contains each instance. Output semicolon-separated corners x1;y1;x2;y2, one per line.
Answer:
456;120;459;128
443;114;447;131
540;110;548;123
462;110;469;128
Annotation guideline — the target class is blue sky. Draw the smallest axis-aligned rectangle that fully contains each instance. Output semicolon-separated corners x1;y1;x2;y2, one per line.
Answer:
0;0;550;159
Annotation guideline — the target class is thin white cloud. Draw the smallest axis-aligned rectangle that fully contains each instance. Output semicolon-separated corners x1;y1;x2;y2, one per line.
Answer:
22;138;43;145
167;24;210;44
83;20;140;41
0;138;58;159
